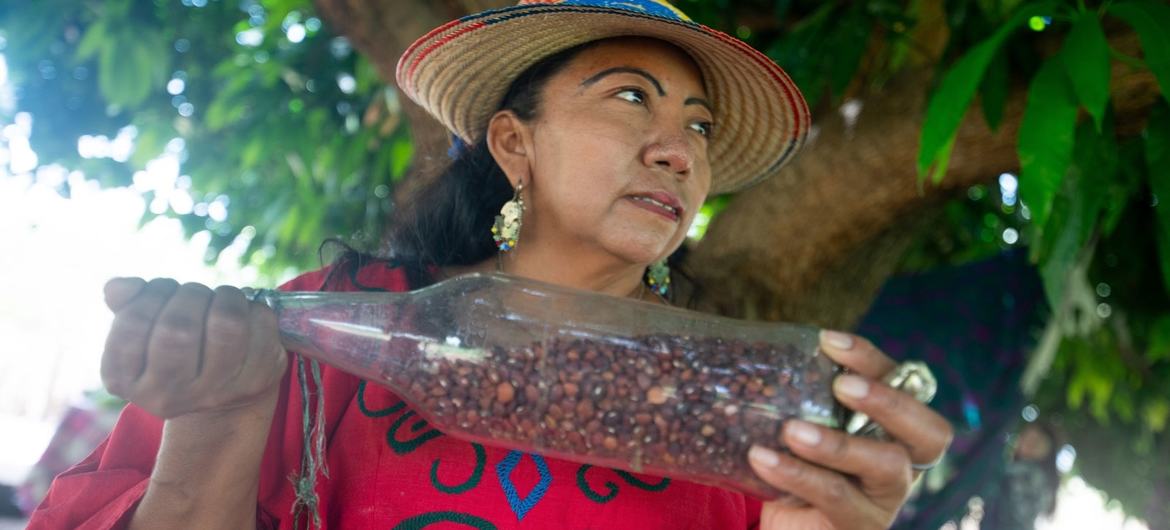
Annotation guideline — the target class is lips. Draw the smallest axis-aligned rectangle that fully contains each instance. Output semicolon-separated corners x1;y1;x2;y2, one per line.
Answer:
626;191;684;222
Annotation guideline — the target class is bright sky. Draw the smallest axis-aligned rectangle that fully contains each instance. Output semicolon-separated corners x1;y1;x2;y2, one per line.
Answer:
0;97;269;483
0;171;268;482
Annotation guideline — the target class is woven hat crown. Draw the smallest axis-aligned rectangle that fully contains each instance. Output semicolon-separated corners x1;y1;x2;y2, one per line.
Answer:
517;0;693;22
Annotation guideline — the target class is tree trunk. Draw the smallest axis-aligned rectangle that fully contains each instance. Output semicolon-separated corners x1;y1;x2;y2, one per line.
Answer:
312;0;1161;328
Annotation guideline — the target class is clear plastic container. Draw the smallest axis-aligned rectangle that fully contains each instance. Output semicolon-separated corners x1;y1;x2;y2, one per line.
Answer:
253;272;843;499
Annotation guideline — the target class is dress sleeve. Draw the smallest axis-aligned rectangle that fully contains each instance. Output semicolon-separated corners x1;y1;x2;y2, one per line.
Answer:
745;494;763;529
24;404;159;530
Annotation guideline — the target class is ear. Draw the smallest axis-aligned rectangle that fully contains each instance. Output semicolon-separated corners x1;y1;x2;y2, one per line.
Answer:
485;110;533;188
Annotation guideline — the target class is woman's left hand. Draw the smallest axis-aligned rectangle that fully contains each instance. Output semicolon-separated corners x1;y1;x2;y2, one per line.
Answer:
748;330;954;530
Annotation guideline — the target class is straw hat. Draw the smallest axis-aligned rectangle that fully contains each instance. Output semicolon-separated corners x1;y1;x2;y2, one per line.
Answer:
396;0;810;194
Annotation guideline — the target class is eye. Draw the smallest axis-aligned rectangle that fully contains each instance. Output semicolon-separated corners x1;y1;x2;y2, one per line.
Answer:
616;88;646;105
689;121;713;138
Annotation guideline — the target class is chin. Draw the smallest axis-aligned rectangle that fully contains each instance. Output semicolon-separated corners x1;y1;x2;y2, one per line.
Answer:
604;236;679;266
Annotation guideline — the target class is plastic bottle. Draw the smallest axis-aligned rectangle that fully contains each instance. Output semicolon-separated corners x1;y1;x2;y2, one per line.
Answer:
252;272;843;499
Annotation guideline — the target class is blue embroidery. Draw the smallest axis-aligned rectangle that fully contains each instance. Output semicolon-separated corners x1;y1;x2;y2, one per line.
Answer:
494;450;552;521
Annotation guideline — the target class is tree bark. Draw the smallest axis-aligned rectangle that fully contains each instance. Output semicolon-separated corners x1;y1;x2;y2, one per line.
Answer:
312;0;1161;328
687;29;1158;328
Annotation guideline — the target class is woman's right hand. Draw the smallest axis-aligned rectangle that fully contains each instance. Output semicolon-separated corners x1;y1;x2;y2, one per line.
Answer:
101;277;288;420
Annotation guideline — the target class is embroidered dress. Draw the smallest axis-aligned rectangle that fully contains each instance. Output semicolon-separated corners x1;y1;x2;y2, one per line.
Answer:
28;262;763;529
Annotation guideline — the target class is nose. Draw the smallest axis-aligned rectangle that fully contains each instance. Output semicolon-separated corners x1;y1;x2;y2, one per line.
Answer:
642;134;693;178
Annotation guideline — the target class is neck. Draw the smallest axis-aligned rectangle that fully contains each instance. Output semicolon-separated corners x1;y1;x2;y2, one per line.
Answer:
496;244;648;300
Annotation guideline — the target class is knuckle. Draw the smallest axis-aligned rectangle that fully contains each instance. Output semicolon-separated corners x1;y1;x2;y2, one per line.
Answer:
151;359;189;380
824;431;850;458
213;284;244;298
154;315;204;346
250;303;278;328
781;457;807;482
101;346;141;384
206;309;249;344
878;386;905;413
101;374;129;398
146;278;180;290
180;282;213;296
937;420;956;448
115;309;157;337
823;474;850;504
880;445;912;480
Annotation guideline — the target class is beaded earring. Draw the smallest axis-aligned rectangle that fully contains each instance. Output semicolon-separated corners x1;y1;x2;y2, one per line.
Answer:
645;259;671;298
491;181;524;252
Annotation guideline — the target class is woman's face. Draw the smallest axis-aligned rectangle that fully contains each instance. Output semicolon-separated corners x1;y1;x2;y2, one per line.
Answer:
503;38;714;266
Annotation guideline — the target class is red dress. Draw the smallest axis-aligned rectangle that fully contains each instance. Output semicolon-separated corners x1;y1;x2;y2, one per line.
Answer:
27;262;763;529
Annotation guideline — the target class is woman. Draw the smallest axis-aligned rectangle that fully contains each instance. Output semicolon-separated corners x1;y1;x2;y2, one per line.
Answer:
28;1;953;528
981;422;1062;529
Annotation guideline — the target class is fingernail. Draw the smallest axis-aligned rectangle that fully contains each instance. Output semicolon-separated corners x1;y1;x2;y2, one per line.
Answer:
821;330;854;350
835;374;870;399
749;445;780;467
787;421;821;446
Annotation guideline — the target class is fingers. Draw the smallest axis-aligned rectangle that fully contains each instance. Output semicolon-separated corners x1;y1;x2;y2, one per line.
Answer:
201;285;253;384
748;445;887;529
780;419;912;497
140;282;215;389
834;374;954;467
102;278;179;396
818;330;896;379
818;330;953;466
237;297;287;400
103;277;146;312
99;277;288;420
193;286;285;408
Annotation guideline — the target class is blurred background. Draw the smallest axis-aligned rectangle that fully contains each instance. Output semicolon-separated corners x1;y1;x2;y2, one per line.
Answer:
0;0;1167;528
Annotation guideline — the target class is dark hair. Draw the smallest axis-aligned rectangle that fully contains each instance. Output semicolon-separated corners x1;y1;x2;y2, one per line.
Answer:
324;39;697;303
383;42;598;288
318;42;594;289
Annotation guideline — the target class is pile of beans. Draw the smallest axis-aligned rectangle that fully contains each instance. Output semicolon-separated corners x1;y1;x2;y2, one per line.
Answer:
391;333;840;497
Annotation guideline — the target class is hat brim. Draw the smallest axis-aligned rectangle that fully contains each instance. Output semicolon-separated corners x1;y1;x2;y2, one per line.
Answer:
397;4;810;194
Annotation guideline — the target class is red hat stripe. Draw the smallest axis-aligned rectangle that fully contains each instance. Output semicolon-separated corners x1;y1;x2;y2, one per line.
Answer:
697;24;807;139
402;21;489;89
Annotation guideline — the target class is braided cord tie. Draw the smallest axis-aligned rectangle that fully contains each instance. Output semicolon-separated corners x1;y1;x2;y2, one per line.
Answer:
291;354;329;529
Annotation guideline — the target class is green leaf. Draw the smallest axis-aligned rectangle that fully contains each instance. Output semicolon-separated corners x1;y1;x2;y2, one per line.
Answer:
929;135;956;185
1034;120;1111;309
918;1;1059;179
980;50;1009;131
1103;138;1142;236
1069;116;1118;243
1109;0;1170;106
390;134;414;181
1146;100;1170;297
1149;315;1170;363
1062;12;1111;131
130;125;166;168
241;137;266;169
1018;57;1079;229
827;5;871;98
75;20;108;62
1144;399;1170;432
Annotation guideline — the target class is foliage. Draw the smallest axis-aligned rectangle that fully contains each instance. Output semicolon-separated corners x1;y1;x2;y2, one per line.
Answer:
910;0;1170;517
0;0;411;278
1;0;1169;519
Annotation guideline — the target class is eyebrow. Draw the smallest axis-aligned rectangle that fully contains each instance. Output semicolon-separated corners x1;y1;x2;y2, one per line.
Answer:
685;96;713;115
581;67;713;115
581;67;665;96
